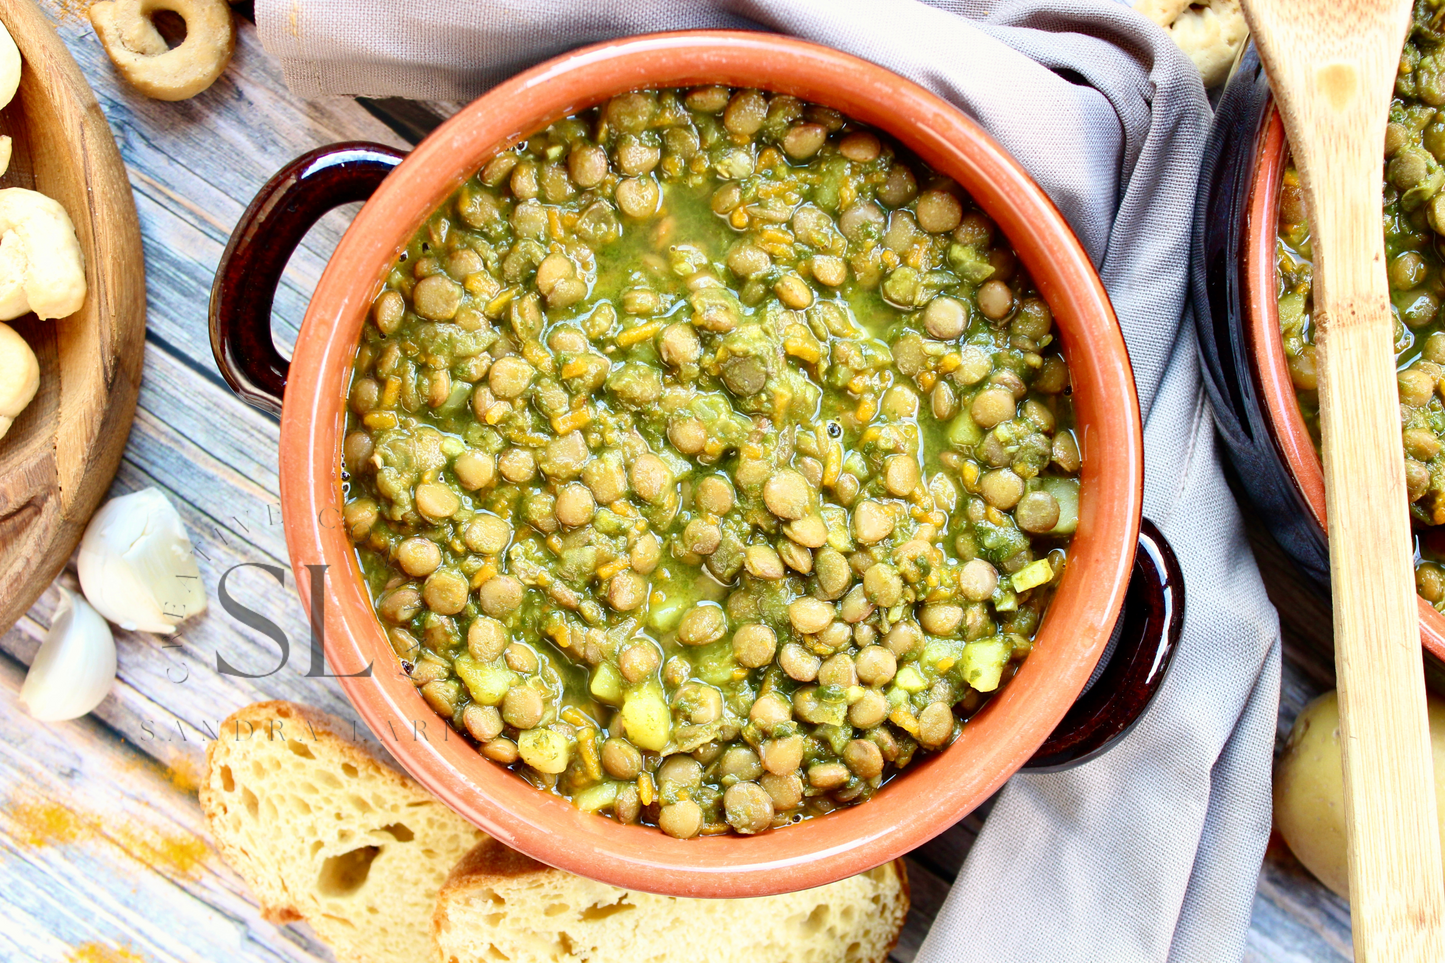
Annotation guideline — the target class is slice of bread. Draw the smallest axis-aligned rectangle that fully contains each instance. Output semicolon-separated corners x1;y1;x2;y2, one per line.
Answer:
432;839;910;963
199;701;487;963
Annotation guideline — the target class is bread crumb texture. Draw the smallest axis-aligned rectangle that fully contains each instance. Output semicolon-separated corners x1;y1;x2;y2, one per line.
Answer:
200;701;487;963
433;841;910;963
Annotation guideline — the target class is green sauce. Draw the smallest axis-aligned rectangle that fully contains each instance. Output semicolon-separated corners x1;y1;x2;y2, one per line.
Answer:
341;87;1080;836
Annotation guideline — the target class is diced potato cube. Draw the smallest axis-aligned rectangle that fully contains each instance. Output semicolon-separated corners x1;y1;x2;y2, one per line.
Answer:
921;639;964;671
1011;558;1054;592
622;684;672;752
894;664;929;694
519;729;571;774
947;410;983;448
572;780;622;813
454;655;516;706
590;663;624;705
1039;476;1080;536
960;638;1012;692
647;597;688;633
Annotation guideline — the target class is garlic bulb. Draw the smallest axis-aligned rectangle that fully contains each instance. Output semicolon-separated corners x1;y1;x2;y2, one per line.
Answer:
78;487;207;633
20;588;116;721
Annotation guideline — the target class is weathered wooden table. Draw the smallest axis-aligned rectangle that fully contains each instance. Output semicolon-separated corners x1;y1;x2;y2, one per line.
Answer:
0;5;1354;961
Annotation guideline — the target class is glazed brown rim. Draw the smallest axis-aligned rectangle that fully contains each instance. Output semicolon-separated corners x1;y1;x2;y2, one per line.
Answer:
279;31;1143;897
1246;104;1445;661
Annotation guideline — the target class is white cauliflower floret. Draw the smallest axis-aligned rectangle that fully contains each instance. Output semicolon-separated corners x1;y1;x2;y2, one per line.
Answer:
0;188;87;321
0;321;38;439
1136;0;1250;88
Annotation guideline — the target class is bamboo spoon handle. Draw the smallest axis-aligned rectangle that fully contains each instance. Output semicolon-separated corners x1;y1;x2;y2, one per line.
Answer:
1244;0;1445;956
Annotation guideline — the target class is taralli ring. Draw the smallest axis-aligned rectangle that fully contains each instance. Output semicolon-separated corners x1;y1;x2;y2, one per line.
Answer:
0;188;87;321
89;0;235;101
0;21;19;176
0;321;38;440
1135;0;1249;88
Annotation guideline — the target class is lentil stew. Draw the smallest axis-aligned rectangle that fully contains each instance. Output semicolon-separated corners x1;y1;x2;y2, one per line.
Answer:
341;86;1080;837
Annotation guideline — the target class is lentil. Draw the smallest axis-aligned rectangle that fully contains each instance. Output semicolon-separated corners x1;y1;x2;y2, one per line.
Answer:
344;86;1079;838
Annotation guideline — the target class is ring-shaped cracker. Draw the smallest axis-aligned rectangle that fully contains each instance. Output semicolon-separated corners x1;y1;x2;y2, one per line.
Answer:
90;0;235;102
0;22;19;175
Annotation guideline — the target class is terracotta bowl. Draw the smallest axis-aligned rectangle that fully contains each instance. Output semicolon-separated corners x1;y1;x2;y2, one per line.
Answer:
1197;41;1445;672
210;31;1178;897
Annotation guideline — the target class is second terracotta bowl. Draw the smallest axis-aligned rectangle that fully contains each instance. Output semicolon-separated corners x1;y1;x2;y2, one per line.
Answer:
210;31;1180;897
1195;41;1445;672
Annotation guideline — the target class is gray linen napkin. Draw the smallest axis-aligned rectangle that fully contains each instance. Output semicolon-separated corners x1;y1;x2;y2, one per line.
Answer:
254;1;1284;958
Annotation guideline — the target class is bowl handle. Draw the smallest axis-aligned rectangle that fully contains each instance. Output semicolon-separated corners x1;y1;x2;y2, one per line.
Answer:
1022;518;1184;772
209;142;408;415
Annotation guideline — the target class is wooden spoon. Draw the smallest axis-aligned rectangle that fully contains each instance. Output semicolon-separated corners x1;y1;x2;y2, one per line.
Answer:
1243;0;1445;955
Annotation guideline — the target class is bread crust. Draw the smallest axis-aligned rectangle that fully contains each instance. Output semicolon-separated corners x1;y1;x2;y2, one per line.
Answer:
206;702;911;963
888;858;911;961
201;700;485;962
433;841;911;963
200;702;399;922
199;701;348;922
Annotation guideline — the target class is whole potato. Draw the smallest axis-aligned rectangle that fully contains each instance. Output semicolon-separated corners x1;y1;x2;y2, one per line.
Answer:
1274;689;1445;898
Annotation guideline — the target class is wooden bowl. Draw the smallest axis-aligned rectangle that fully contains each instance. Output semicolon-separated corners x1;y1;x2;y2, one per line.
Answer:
0;0;145;632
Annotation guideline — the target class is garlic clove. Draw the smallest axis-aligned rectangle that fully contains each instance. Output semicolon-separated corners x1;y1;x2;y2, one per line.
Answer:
77;487;208;634
20;587;116;722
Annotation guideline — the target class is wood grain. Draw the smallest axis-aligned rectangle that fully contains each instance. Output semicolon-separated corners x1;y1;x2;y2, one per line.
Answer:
1243;0;1444;956
0;8;406;958
0;651;336;963
0;4;1373;959
0;0;146;635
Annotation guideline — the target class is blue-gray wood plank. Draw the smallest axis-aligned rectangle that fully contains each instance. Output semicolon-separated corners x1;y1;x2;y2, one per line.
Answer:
0;3;1353;960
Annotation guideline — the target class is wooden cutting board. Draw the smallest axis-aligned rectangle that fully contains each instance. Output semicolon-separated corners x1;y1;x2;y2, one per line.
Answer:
0;0;145;632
